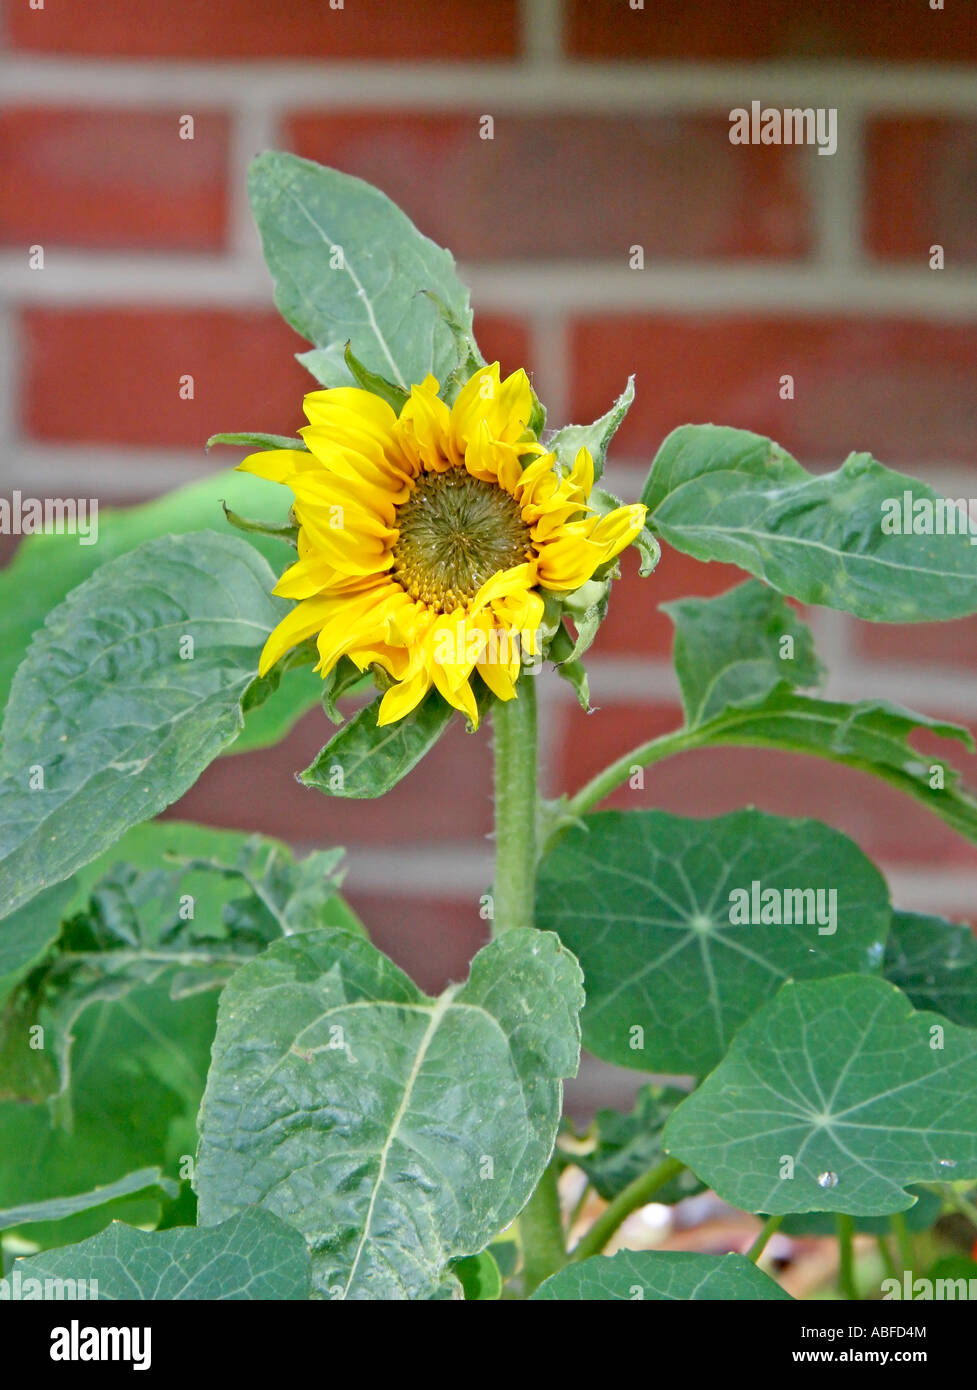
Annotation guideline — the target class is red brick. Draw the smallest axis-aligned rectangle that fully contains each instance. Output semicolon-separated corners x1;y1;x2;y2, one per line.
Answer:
0;109;229;252
345;893;489;994
286;112;811;260
555;699;977;868
570;316;977;466
167;703;493;847
595;544;745;657
22;309;312;447
2;0;519;59
567;0;977;62
471;314;532;378
853;615;977;671
21;309;530;449
865;119;977;265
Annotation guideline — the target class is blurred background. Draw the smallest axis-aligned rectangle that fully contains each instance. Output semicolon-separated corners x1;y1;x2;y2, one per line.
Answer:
1;0;976;1129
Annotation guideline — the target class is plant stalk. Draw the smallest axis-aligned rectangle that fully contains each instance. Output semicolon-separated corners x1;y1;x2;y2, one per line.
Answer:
492;677;539;934
747;1212;783;1263
570;1156;686;1262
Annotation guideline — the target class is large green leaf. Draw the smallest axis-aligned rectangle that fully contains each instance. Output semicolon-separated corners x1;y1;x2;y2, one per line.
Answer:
567;1084;704;1203
0;532;283;921
0;1167;176;1232
13;1209;311;1300
11;833;349;1100
664;579;823;726
249;152;476;391
664;974;977;1216
532;1251;791;1301
0;469;318;756
300;690;459;799
195;926;583;1300
884;910;977;1029
643;425;977;622
536;809;890;1075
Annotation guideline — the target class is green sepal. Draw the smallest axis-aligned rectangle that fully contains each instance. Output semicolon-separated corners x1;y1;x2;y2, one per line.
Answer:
206;431;309;453
221;500;299;547
343;341;410;414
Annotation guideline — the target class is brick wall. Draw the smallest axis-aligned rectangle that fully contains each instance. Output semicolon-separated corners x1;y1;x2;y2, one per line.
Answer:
3;1;976;1017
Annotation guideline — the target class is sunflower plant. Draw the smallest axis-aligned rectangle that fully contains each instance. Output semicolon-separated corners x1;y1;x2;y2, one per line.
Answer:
3;152;977;1304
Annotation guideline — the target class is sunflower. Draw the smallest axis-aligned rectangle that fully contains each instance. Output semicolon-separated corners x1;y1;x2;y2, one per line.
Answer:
240;363;647;727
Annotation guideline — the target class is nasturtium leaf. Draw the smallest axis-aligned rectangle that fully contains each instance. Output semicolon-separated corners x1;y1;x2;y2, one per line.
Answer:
13;1209;311;1300
0;471;318;757
0;878;77;1000
0;1167;176;1231
547;377;635;482
663;974;977;1216
195;926;583;1300
569;1085;703;1203
249;152;476;391
536;809;890;1075
664;580;824;726
884;910;977;1029
0;532;284;921
532;1251;791;1301
775;1186;941;1237
300;690;458;798
642;425;977;622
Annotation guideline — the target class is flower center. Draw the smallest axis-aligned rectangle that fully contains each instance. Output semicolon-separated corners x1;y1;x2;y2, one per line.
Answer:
391;467;533;612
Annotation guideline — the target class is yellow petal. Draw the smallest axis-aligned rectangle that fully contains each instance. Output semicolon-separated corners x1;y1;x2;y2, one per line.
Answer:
377;667;432;725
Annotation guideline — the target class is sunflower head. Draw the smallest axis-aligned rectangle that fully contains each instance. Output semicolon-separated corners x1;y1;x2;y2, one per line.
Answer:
238;363;648;728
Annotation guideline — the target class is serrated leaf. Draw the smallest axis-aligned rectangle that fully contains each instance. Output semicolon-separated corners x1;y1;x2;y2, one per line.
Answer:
664;974;977;1215
0;1167;176;1231
569;1085;704;1203
195;926;583;1300
643;425;977;621
532;1251;791;1301
536;809;890;1075
300;690;457;798
0;533;284;921
664;579;824;726
0;474;320;760
13;1209;311;1300
249;152;475;391
884;910;977;1029
548;378;634;482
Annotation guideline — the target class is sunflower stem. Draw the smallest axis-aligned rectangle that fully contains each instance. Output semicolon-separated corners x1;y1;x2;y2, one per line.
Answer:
491;675;539;934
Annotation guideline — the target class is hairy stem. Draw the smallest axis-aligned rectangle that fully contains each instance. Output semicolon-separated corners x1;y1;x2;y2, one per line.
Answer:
520;1162;567;1295
492;676;538;934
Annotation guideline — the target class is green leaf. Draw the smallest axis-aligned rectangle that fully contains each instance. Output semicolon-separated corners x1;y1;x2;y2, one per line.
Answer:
663;974;977;1216
299;690;457;798
343;342;410;413
643;425;977;621
0;532;283;921
249;151;475;391
536;808;890;1075
452;1249;503;1301
10;831;349;1100
0;878;77;999
568;1085;704;1203
775;1186;941;1237
0;1167;176;1231
13;1209;311;1300
547;377;634;482
0;469;317;758
884;910;977;1029
207;431;309;453
195;926;583;1300
664;579;824;726
532;1251;791;1301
